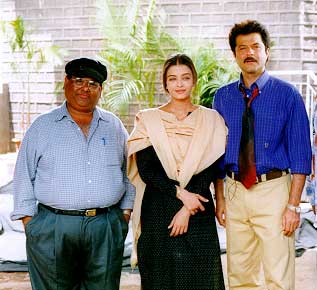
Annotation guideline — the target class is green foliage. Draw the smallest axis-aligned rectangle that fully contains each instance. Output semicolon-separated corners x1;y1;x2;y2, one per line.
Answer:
191;44;239;107
1;16;67;67
1;16;67;134
97;0;182;113
98;0;239;113
9;16;25;51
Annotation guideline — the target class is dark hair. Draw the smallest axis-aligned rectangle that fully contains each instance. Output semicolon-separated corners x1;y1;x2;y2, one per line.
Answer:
162;53;197;93
229;20;270;54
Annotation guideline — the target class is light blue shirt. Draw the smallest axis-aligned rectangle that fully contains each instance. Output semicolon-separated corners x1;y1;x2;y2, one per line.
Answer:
11;102;135;220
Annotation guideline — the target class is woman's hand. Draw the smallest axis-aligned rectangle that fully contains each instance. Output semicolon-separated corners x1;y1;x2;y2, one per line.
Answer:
168;206;191;237
176;186;208;215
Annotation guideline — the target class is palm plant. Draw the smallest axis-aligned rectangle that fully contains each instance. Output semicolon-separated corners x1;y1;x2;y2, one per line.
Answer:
97;0;182;113
191;44;239;107
1;16;66;135
97;0;239;113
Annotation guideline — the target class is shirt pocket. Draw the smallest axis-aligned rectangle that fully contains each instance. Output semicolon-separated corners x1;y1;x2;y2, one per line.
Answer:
97;133;123;166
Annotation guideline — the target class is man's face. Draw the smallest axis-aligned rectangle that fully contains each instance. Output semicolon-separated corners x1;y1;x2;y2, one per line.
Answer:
64;76;102;114
234;32;269;77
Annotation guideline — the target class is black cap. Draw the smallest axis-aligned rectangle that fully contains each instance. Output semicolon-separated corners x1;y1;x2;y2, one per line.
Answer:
65;58;107;85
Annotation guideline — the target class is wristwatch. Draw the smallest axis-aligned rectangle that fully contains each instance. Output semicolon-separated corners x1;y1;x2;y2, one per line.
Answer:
286;203;301;213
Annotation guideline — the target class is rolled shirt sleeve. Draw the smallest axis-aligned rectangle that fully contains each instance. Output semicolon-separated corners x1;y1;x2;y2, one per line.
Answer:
118;121;136;209
11;126;39;220
285;89;312;174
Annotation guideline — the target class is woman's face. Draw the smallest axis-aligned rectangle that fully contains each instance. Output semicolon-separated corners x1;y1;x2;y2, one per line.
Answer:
165;64;195;101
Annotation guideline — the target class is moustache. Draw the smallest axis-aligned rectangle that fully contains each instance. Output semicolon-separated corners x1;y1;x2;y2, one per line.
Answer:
244;57;257;63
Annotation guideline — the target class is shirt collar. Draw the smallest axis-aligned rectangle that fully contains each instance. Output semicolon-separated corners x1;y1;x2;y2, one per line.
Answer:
238;70;270;92
54;101;108;122
54;101;70;122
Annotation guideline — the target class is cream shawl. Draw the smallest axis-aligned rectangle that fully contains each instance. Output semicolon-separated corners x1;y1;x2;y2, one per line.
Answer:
127;106;227;267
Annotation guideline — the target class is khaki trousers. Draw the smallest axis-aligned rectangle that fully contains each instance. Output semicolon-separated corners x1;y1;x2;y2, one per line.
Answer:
225;174;295;290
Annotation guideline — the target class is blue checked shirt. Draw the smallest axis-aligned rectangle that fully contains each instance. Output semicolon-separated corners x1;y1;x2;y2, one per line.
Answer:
213;71;311;176
11;102;135;220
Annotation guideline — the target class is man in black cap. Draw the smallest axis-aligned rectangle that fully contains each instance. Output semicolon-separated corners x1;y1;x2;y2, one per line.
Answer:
11;57;135;290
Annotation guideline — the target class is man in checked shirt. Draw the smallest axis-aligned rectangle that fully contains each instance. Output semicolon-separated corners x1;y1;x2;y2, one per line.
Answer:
11;57;135;290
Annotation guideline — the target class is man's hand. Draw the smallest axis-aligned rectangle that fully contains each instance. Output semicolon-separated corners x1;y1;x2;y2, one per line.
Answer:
214;178;226;227
215;198;226;227
122;209;131;223
282;208;300;237
282;173;305;236
168;206;191;237
21;216;32;228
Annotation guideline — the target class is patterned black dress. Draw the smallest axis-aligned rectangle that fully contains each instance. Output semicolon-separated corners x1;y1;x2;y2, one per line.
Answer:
136;146;225;290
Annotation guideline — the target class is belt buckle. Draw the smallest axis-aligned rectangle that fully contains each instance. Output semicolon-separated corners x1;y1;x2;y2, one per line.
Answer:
85;209;96;217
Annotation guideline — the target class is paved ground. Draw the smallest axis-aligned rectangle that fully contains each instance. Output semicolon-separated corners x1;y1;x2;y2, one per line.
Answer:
1;154;316;290
0;249;316;290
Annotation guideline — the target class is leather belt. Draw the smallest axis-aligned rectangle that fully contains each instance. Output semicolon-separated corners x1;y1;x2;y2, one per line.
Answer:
227;169;290;183
39;203;110;217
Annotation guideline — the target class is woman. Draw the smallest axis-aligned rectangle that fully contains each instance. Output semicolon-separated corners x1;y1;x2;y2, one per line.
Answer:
127;53;227;290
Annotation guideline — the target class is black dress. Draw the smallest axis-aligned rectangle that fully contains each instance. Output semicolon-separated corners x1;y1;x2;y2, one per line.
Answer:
136;146;225;290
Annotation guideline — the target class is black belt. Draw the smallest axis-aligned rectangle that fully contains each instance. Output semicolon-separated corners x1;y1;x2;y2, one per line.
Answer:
227;169;289;183
39;203;110;217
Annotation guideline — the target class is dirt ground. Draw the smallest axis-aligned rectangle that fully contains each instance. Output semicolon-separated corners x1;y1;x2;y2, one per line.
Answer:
0;250;316;290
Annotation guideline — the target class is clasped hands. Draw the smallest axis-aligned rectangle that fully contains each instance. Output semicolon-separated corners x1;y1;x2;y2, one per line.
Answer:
168;186;209;237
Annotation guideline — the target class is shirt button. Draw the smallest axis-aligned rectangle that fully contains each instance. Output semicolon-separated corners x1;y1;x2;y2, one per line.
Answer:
88;180;92;183
87;161;91;165
77;127;80;131
88;200;91;203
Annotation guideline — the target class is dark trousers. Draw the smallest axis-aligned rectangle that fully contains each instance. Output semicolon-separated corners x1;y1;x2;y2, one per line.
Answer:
25;204;128;290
